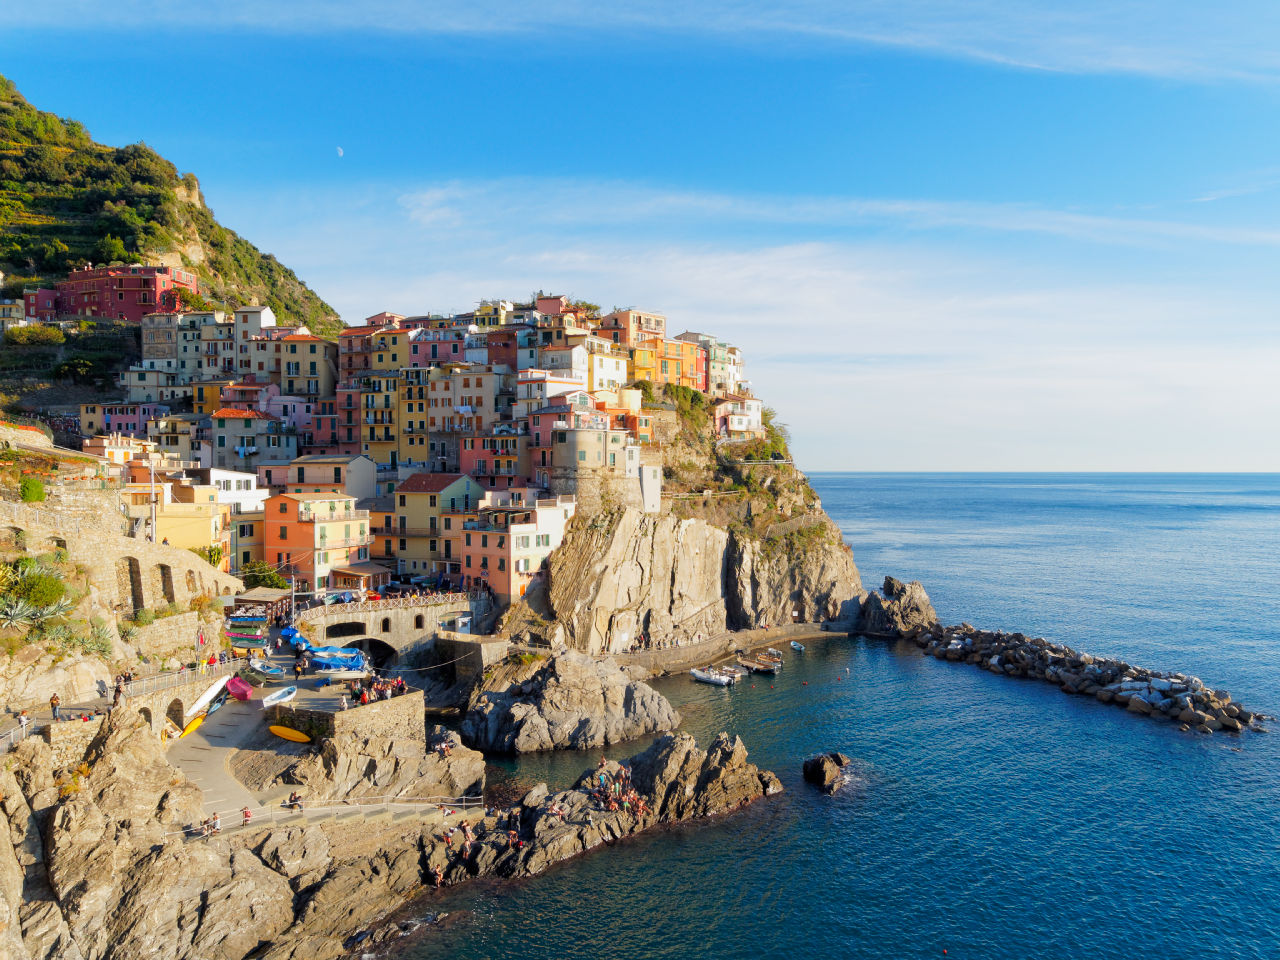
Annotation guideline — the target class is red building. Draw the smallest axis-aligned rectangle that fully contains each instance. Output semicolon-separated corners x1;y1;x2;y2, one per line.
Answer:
25;265;199;323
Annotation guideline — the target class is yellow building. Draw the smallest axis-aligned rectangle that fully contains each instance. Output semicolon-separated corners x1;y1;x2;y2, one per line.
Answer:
191;378;235;416
387;473;485;577
230;509;265;575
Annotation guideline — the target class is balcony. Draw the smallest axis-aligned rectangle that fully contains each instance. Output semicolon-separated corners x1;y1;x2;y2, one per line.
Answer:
378;526;435;537
316;535;370;549
297;508;370;523
234;445;258;457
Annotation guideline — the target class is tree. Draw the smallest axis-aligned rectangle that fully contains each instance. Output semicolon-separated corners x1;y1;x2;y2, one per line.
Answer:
241;560;288;590
93;233;127;264
19;477;45;502
54;358;95;384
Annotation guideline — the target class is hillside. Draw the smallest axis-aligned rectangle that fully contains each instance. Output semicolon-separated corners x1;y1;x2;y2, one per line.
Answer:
0;74;340;336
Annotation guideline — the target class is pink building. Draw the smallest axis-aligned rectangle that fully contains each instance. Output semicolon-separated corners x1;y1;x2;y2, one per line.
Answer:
27;265;199;323
459;429;533;490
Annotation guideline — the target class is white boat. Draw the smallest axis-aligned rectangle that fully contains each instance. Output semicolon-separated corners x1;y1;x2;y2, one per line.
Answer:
690;667;734;686
261;686;298;709
721;664;748;678
315;668;368;680
767;647;785;658
184;676;231;719
791;641;806;652
248;658;285;679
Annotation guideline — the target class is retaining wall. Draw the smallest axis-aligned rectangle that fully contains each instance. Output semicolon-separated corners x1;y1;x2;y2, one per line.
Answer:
267;689;425;743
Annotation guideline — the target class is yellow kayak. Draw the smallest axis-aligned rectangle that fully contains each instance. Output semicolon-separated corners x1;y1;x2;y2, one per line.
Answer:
268;724;311;743
179;713;206;738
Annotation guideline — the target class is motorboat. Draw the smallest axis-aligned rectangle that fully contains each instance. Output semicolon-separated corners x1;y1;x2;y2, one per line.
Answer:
315;668;369;681
691;667;734;686
261;686;298;709
790;641;806;652
737;656;780;675
721;664;748;678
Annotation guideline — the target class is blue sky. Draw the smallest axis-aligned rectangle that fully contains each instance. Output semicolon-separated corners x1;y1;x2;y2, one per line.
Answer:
6;2;1280;470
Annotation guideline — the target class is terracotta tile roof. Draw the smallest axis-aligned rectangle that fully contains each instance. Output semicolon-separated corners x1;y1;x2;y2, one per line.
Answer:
210;408;280;420
396;472;474;493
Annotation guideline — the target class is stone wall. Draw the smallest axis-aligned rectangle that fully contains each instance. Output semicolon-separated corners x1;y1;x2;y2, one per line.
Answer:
296;596;484;662
46;715;106;767
268;689;425;743
436;631;510;681
129;612;204;662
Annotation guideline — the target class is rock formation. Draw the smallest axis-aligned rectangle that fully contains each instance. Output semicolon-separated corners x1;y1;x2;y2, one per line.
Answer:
856;576;938;637
802;751;852;793
461;650;680;752
0;710;779;959
534;507;863;654
284;725;485;800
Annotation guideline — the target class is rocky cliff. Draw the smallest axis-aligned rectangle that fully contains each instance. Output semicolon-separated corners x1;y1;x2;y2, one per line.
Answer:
461;651;680;752
524;506;863;654
0;707;777;960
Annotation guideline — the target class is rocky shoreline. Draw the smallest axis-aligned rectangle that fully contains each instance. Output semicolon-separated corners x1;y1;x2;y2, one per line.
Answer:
0;707;777;960
857;576;1265;735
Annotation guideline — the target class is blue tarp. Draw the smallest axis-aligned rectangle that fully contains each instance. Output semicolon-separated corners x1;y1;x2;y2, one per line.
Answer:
291;639;366;671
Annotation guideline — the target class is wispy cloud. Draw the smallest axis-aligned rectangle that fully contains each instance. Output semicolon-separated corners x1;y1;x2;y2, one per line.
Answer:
397;177;1280;249
16;1;1280;82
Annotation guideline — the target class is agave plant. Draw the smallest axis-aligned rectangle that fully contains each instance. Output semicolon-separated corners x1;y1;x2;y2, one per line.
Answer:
43;624;75;646
0;597;38;630
41;596;76;620
0;564;16;593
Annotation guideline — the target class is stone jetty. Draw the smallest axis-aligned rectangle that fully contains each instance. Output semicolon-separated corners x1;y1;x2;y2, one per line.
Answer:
855;576;1263;735
911;625;1260;733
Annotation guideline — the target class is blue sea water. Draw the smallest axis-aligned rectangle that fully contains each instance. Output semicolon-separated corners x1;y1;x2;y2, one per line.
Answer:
402;474;1280;960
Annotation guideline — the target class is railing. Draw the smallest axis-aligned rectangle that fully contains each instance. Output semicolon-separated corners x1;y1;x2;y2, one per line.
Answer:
296;592;486;626
316;536;371;548
377;527;435;537
298;509;370;523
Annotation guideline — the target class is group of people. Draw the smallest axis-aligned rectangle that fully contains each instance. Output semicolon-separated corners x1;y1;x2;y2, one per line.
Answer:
627;633;704;652
590;758;649;817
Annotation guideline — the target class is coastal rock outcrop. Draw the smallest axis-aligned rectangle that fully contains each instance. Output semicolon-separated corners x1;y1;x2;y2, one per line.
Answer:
537;507;863;654
803;751;852;793
284;727;485;801
461;651;680;752
856;576;938;637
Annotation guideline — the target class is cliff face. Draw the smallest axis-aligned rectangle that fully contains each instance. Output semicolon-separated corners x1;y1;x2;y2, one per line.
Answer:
533;506;863;654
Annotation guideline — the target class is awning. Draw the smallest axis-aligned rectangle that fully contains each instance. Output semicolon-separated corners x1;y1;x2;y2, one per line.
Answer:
330;561;393;578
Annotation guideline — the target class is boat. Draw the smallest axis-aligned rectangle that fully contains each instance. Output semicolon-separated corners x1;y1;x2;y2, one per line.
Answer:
268;724;311;744
227;614;267;623
315;668;369;681
261;685;297;709
767;647;786;658
690;666;735;686
226;676;253;700
790;640;806;652
226;630;266;641
737;656;780;675
759;651;784;670
721;664;748;678
205;691;230;717
248;658;285;679
184;676;231;719
179;713;206;738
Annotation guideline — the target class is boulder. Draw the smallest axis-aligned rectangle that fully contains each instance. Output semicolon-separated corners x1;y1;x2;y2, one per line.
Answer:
461;651;680;753
802;752;851;793
286;729;484;801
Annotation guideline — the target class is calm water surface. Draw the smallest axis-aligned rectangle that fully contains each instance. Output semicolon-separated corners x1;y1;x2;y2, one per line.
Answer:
399;474;1280;960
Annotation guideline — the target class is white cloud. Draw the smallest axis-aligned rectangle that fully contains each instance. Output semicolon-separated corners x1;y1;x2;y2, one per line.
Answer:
17;1;1280;81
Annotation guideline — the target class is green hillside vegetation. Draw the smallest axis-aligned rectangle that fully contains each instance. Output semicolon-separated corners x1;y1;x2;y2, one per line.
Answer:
0;74;340;336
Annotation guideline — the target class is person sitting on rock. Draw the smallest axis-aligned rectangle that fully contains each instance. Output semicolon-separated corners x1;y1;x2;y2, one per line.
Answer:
286;792;303;811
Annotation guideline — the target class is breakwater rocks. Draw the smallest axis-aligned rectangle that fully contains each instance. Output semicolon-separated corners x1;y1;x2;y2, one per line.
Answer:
910;625;1262;734
461;650;680;752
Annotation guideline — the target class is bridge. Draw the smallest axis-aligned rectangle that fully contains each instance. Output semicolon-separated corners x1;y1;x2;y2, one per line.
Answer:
295;593;493;667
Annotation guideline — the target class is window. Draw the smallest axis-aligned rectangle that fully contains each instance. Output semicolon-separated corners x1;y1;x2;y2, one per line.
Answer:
498;558;506;571
279;526;288;539
278;502;287;513
578;450;586;462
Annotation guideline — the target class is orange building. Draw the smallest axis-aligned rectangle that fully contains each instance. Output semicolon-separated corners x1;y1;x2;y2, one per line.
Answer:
263;492;387;599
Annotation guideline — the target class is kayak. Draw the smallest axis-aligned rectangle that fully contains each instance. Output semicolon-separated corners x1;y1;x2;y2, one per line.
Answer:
205;691;229;717
184;676;230;719
179;713;206;738
269;724;311;743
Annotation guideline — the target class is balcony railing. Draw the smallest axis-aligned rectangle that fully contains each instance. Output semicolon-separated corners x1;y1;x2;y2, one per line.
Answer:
297;509;370;523
316;535;371;549
376;526;435;537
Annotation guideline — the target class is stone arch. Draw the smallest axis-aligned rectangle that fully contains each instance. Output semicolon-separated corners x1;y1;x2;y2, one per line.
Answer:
157;564;176;605
185;569;197;594
165;698;184;731
325;620;367;640
414;614;425;630
138;706;153;730
380;617;391;633
7;526;26;552
117;557;144;613
343;637;398;668
48;535;67;552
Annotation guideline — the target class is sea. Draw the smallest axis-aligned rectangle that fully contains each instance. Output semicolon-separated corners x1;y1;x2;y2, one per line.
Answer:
398;474;1280;960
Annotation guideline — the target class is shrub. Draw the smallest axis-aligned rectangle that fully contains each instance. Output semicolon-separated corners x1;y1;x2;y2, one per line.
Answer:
19;477;45;502
14;572;64;607
5;326;64;346
132;608;156;626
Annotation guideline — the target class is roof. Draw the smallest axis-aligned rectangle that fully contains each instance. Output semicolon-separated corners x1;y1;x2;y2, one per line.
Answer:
396;472;474;494
291;454;368;465
331;561;393;577
236;587;291;602
282;333;326;342
277;491;356;502
210;408;279;421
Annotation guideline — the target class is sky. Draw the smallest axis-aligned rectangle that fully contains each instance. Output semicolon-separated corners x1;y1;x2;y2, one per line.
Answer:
5;2;1280;471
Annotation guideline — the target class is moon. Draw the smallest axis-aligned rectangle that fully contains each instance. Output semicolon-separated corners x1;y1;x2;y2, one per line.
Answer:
336;146;344;158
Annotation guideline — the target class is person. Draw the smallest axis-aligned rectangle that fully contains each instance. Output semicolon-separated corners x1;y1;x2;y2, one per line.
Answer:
340;694;348;710
287;791;303;811
49;693;61;722
210;812;221;835
241;805;252;827
433;866;444;889
161;537;169;545
294;662;303;682
17;710;30;736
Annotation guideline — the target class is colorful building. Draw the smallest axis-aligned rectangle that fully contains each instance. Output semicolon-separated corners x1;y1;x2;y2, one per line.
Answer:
25;264;198;323
263;492;382;598
79;401;170;438
386;473;485;577
446;493;577;602
597;308;666;347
